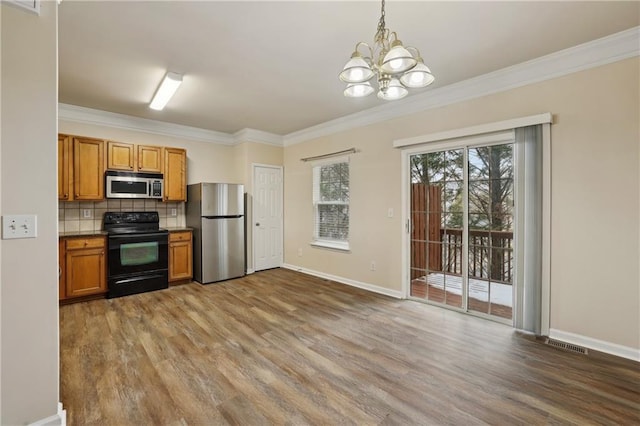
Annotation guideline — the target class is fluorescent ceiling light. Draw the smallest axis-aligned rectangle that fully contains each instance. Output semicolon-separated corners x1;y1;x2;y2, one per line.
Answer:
149;72;183;111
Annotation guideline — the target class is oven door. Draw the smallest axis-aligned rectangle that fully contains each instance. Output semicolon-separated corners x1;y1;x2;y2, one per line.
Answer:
108;231;168;277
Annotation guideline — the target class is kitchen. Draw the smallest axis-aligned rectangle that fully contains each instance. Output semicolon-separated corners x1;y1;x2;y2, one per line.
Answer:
58;131;276;302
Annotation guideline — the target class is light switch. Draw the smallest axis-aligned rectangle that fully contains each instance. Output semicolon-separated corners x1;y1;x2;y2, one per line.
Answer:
2;214;37;239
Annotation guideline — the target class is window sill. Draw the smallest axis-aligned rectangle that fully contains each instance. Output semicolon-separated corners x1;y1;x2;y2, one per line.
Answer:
310;240;350;252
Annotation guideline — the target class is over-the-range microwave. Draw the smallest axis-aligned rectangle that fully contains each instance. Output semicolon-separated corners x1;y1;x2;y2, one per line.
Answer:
105;171;164;199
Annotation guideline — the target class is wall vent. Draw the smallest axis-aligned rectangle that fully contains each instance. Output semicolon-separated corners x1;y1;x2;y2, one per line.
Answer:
545;338;588;355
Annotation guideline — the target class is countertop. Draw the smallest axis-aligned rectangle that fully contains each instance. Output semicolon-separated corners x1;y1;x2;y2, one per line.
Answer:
59;227;192;238
59;230;108;238
165;227;193;232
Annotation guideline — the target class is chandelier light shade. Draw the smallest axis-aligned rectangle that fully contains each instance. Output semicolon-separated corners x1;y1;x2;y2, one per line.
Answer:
338;0;434;100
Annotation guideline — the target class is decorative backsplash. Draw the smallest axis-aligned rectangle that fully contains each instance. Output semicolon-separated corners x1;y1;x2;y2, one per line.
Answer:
59;199;186;233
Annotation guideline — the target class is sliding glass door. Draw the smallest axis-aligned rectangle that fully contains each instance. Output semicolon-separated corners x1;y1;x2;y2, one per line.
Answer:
409;142;515;322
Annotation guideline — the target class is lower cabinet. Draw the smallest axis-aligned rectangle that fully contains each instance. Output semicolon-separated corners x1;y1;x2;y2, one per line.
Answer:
169;230;193;283
60;236;107;301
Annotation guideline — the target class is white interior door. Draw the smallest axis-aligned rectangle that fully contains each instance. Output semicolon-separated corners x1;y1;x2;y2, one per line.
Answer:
253;165;283;271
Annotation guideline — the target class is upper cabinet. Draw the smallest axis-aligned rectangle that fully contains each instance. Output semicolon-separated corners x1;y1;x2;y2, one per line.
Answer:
73;137;105;200
59;134;186;202
163;147;187;202
58;134;72;200
58;135;105;201
137;145;162;173
107;141;135;171
106;141;162;173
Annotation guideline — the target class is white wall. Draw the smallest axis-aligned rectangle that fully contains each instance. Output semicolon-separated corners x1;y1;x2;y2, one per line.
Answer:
1;2;60;424
283;58;640;354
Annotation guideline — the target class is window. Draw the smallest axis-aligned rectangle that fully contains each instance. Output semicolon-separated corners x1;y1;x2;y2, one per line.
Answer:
312;159;350;250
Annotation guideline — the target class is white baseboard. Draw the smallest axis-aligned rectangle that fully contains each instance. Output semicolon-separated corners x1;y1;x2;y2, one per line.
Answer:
246;268;255;275
549;329;640;362
282;263;403;299
29;402;66;426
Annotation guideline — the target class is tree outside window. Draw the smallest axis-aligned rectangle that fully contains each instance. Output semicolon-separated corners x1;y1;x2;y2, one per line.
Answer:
313;161;349;245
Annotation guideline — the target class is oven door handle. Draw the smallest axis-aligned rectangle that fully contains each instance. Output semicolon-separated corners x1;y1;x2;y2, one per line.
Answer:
108;231;169;240
113;274;167;285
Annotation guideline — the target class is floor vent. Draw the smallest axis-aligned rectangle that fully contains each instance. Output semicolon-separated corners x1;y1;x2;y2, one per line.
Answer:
545;338;588;355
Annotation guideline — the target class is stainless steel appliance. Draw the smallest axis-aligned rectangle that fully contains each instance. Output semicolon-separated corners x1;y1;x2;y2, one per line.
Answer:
186;183;245;284
103;211;169;298
105;171;164;199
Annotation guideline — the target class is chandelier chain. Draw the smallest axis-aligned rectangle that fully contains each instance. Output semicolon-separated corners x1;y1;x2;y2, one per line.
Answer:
376;0;386;39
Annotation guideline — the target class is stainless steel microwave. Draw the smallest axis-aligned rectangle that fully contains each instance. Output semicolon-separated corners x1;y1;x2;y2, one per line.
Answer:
105;171;164;199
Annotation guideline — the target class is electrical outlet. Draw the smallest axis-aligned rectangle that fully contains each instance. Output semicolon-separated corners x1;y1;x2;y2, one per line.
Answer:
370;261;376;271
170;208;177;217
387;208;394;218
2;214;37;239
82;209;92;219
297;248;303;257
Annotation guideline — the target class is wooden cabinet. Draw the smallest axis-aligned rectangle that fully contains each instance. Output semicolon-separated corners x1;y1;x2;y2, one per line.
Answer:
73;137;105;200
60;236;107;301
59;239;66;300
163;147;187;202
106;142;162;173
107;141;135;171
58;134;72;201
137;145;162;172
169;230;192;283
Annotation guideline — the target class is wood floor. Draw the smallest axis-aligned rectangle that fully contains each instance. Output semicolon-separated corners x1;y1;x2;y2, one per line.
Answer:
60;268;640;425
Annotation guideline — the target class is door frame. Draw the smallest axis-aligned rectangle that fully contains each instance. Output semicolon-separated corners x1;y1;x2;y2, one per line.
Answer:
251;163;284;273
399;119;551;334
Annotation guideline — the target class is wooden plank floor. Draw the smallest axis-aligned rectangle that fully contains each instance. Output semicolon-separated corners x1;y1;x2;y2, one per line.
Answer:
60;268;640;425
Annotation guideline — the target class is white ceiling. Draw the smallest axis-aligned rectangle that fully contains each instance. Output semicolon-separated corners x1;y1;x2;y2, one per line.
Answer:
58;1;639;136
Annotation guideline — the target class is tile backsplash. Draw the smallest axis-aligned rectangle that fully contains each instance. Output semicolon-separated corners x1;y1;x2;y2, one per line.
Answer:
59;199;186;233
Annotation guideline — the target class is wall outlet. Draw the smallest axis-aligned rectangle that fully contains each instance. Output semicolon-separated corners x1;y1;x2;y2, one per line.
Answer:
387;208;394;218
297;248;303;257
2;214;37;239
82;209;92;219
170;208;177;217
370;261;376;271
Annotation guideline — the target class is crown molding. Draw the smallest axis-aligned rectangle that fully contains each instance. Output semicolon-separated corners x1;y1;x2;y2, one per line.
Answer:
283;26;640;146
58;103;284;146
233;128;284;146
58;103;235;144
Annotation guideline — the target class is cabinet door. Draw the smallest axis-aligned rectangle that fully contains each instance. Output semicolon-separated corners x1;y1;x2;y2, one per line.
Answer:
163;147;187;201
65;247;106;298
73;137;105;200
169;237;192;282
58;134;72;200
137;145;162;173
107;141;135;171
59;239;66;300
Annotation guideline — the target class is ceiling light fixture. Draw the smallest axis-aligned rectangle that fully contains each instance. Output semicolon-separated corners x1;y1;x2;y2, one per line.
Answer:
339;0;434;101
149;72;183;111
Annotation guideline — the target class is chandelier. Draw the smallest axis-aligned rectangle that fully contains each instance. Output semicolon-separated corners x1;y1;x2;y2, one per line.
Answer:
339;0;434;101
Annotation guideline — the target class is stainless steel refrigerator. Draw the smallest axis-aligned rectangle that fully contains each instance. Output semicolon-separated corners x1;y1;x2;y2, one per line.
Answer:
186;183;245;283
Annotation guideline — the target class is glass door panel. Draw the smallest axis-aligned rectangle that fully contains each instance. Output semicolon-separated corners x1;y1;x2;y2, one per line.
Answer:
467;144;514;320
410;149;463;308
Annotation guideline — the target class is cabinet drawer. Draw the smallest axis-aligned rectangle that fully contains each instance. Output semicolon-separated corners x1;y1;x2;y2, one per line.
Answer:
66;237;105;250
169;231;192;242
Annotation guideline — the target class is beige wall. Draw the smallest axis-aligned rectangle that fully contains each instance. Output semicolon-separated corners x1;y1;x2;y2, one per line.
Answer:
1;2;59;423
283;58;640;351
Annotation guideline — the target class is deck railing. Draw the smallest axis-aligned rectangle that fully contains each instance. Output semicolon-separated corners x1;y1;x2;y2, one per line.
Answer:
440;228;513;284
